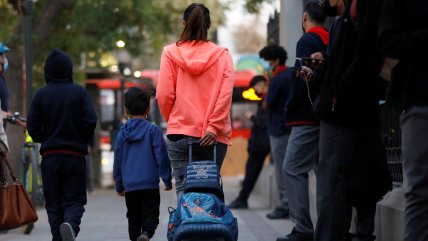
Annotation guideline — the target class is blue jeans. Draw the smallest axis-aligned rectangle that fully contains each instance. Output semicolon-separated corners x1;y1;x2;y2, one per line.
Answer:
269;134;289;210
283;125;319;235
401;106;428;241
165;136;227;201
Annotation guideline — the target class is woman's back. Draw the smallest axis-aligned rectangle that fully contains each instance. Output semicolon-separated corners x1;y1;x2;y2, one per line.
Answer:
157;41;233;144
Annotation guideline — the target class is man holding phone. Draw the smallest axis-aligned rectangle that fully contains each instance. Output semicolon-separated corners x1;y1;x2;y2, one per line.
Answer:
277;2;328;241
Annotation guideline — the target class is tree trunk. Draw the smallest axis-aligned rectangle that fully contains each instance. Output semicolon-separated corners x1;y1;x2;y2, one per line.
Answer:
4;0;74;174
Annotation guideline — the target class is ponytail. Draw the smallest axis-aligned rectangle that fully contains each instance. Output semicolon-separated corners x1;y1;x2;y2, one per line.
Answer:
177;3;211;46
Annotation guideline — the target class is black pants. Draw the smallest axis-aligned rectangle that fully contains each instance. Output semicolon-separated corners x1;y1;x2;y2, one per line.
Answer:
125;189;160;241
237;150;270;201
41;155;87;241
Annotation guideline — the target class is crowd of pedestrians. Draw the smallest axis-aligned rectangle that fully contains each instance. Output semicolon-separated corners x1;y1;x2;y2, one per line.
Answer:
1;1;427;241
225;0;425;241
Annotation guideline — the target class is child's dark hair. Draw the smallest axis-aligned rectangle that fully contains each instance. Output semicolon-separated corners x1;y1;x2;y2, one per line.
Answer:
177;3;211;46
249;75;267;87
305;1;327;24
124;87;151;116
259;45;288;65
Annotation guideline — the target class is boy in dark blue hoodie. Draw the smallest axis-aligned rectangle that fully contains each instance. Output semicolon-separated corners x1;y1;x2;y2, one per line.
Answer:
113;87;172;241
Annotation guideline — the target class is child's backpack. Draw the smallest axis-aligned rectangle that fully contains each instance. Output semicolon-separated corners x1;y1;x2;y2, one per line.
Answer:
167;192;238;241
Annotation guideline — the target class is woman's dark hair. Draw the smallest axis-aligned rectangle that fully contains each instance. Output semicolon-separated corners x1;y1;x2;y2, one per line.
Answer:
259;45;288;65
124;87;151;116
177;3;211;46
305;1;327;24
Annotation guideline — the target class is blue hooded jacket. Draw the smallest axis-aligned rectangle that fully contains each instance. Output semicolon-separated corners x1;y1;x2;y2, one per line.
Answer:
113;118;172;193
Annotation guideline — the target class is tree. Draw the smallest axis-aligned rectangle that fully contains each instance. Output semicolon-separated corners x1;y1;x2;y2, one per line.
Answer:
231;16;266;53
244;0;274;13
0;0;228;175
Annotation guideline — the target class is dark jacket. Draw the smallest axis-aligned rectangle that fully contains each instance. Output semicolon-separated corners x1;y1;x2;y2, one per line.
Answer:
248;100;270;153
314;0;384;127
379;0;428;110
265;68;293;136
286;28;328;126
113;118;172;193
27;49;97;156
0;75;8;112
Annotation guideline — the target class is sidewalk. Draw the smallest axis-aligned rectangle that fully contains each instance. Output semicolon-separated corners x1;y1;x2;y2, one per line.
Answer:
1;178;294;241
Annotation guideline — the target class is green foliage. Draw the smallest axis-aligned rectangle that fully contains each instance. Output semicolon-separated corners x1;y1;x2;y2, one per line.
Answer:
244;0;273;13
0;0;228;88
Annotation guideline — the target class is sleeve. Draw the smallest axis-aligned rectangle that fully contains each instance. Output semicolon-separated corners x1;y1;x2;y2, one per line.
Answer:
82;90;97;143
206;52;234;135
287;37;318;111
156;48;177;122
151;126;172;188
113;134;124;193
0;103;8;153
264;76;281;106
332;0;384;99
251;105;268;128
27;93;46;143
379;0;428;59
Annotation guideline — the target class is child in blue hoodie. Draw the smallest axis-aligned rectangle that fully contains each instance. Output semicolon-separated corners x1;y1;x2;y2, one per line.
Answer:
113;87;172;241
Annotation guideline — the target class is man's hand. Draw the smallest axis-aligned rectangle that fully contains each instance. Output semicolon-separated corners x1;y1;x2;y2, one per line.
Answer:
14;118;26;128
200;131;216;147
296;66;314;81
117;191;125;196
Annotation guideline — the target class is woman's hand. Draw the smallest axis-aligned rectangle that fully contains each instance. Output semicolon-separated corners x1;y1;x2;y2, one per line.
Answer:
200;131;216;147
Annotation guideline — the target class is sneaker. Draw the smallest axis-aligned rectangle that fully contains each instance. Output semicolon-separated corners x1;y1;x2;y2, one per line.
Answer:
137;232;150;241
266;207;289;219
227;198;248;209
276;228;313;241
59;223;76;241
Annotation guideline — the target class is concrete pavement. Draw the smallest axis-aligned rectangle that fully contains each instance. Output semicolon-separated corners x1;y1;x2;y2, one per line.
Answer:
1;178;294;241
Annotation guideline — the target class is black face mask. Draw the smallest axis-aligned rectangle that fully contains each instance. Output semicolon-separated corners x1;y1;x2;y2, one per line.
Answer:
319;0;339;17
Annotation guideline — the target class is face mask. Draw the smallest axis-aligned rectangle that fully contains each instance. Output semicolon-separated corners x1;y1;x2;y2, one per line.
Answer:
3;58;8;72
319;0;339;17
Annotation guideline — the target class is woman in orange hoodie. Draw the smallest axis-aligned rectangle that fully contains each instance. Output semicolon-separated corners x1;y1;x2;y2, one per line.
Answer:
157;3;234;199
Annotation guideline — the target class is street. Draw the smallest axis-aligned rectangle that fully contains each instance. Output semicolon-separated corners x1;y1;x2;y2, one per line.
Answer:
1;178;294;241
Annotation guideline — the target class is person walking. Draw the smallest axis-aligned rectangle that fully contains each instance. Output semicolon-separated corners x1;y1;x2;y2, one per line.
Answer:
227;75;270;209
379;1;428;240
113;87;172;241
277;2;328;241
311;1;385;240
27;49;97;241
157;3;234;200
259;45;292;219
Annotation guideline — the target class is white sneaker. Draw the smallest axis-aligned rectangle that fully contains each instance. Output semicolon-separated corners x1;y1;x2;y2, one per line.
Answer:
59;223;76;241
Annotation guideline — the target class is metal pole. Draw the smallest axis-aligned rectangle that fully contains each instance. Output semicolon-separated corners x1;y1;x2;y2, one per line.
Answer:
23;0;33;113
23;0;36;205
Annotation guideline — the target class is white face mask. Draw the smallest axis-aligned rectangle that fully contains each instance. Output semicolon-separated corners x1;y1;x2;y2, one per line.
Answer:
3;58;8;72
0;55;7;73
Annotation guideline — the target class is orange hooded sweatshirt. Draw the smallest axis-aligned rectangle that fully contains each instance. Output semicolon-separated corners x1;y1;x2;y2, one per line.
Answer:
157;41;234;145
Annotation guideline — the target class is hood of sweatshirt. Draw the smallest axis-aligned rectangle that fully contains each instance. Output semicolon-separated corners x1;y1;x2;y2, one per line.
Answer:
120;118;150;142
164;41;229;76
44;48;73;83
